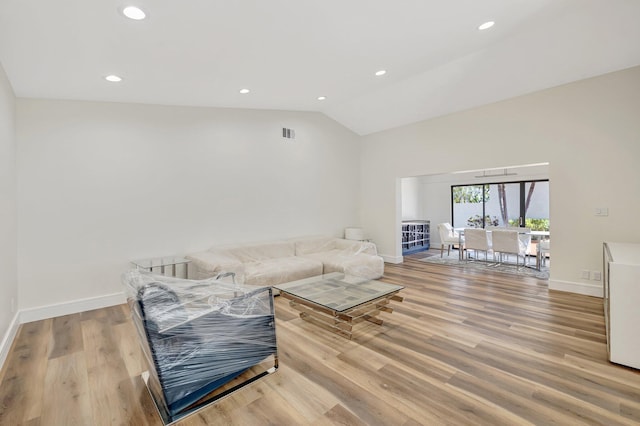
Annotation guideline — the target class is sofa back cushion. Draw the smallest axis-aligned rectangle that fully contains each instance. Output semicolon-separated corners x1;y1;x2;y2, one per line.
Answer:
227;241;295;263
293;236;337;256
334;239;378;255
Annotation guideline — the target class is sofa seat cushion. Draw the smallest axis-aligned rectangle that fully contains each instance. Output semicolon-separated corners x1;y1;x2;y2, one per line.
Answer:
301;250;384;280
243;257;323;286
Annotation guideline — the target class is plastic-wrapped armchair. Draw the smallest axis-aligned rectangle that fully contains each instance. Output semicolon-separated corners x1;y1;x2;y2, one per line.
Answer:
123;270;278;425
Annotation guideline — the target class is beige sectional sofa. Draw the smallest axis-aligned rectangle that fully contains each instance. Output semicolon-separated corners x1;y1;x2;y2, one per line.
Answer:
186;236;384;286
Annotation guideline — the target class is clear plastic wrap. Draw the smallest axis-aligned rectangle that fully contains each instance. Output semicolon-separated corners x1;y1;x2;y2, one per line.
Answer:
122;270;278;424
185;236;384;287
294;236;384;280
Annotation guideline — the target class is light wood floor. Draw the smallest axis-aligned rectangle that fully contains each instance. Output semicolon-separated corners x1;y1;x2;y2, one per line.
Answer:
1;257;639;425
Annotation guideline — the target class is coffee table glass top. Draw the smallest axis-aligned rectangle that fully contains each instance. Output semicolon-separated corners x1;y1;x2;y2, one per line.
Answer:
274;272;403;312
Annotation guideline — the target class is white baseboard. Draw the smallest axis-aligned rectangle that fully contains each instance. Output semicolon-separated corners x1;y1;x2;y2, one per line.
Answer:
381;254;403;264
19;292;126;324
549;279;603;298
0;312;21;374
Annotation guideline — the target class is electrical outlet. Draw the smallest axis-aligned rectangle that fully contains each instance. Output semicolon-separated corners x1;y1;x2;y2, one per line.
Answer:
581;270;591;280
593;271;602;281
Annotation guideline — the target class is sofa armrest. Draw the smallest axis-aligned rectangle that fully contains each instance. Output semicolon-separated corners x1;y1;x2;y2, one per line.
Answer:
185;251;245;281
334;239;378;255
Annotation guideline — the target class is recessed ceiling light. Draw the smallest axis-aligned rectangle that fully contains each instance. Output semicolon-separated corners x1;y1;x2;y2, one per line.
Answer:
317;96;327;101
239;88;250;94
105;75;122;82
375;70;387;77
123;6;146;20
478;21;495;30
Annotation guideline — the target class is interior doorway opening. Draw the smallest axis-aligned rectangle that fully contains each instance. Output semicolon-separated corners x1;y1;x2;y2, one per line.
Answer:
400;163;549;258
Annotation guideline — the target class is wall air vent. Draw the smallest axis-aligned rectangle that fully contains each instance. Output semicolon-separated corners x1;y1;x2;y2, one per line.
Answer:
282;128;296;139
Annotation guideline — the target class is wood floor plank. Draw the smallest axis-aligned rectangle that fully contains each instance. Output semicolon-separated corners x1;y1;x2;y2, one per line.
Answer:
324;350;440;424
620;401;640;423
276;327;412;424
48;314;84;359
2;254;640;425
262;365;340;423
0;319;52;425
312;403;368;426
357;331;458;384
531;387;638;426
111;321;146;379
378;363;531;426
40;352;92;425
80;305;128;325
472;340;640;410
447;369;585;425
563;354;640;388
240;382;312;424
81;318;141;425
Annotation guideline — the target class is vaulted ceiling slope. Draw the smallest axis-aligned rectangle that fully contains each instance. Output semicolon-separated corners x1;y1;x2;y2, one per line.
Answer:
1;0;639;135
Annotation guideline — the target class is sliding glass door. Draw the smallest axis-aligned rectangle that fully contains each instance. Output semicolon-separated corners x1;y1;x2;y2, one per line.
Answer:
452;180;549;230
485;182;520;227
523;181;549;230
452;185;486;228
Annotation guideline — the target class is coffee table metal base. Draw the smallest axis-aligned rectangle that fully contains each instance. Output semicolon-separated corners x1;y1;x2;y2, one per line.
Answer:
280;291;403;339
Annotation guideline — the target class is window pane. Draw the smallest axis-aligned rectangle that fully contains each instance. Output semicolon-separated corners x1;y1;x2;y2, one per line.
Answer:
524;181;550;231
485;183;520;227
452;185;485;228
451;180;549;230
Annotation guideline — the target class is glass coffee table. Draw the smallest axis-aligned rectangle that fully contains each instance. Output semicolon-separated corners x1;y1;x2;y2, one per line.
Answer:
274;272;404;340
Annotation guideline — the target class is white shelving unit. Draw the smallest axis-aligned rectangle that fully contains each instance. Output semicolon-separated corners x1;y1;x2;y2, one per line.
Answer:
603;242;640;370
402;220;430;255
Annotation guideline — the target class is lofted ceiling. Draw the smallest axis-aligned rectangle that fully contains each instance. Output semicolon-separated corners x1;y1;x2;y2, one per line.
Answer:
1;0;639;135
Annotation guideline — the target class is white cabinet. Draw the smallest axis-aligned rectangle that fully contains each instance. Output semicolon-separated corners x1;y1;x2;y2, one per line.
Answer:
603;242;640;369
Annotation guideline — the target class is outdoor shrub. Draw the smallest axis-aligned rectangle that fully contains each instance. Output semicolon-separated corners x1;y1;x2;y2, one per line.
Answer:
467;215;499;228
508;218;550;231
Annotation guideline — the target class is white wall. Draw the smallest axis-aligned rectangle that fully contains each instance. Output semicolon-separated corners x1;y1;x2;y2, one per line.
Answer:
401;177;421;220
361;66;640;295
0;61;17;345
16;100;361;310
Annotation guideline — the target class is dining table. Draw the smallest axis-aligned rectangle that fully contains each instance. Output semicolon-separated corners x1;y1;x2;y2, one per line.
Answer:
454;227;550;269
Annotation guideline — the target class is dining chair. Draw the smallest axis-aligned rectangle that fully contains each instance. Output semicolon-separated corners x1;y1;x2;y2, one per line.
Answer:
538;239;551;268
463;228;491;262
491;228;530;269
517;228;533;263
437;222;463;257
